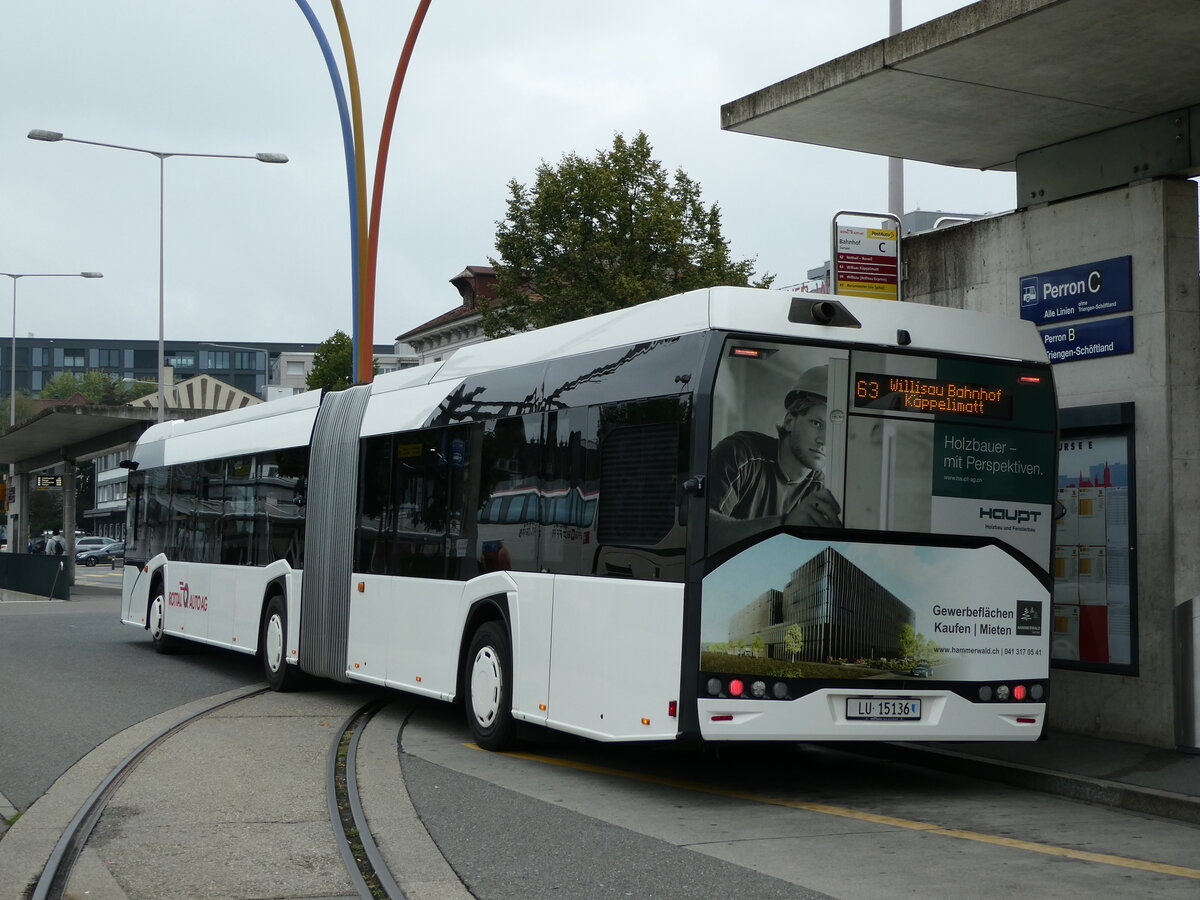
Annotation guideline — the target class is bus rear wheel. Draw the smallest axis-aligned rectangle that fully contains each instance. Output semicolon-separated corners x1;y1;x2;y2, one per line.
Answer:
465;621;517;751
261;594;303;692
148;590;178;654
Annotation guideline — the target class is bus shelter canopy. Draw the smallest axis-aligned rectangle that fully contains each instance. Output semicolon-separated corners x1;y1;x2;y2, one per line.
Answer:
0;406;170;472
721;0;1200;175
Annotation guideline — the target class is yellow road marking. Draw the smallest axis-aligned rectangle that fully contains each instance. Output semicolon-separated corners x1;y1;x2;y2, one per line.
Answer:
467;744;1200;880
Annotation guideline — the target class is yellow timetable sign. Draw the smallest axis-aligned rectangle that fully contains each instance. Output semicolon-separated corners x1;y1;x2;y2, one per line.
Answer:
834;220;900;301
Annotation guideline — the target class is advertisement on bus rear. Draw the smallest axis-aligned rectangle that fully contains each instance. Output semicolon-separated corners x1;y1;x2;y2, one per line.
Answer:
701;534;1048;683
703;339;1055;683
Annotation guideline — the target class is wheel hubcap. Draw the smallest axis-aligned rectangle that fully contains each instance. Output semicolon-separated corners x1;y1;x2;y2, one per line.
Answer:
150;596;164;640
470;646;502;727
265;613;284;673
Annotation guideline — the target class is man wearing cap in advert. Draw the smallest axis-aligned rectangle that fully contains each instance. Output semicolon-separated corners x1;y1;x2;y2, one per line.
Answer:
709;364;843;550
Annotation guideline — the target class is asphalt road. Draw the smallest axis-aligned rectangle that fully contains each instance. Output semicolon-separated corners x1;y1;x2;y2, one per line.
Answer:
5;579;1199;899
0;583;262;810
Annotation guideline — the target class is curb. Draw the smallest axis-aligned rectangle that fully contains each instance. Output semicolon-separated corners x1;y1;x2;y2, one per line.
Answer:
0;790;17;838
0;684;265;900
843;742;1200;827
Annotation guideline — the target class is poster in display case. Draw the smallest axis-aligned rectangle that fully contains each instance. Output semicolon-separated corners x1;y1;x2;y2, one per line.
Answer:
1052;404;1138;675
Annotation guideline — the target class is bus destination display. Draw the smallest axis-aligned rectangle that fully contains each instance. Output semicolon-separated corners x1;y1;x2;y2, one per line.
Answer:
853;372;1013;419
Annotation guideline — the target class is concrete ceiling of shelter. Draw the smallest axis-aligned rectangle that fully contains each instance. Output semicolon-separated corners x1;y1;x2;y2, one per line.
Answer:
721;0;1200;172
0;407;161;471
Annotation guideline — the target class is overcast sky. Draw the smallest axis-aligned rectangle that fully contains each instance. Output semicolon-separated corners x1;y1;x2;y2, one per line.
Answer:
2;1;1013;348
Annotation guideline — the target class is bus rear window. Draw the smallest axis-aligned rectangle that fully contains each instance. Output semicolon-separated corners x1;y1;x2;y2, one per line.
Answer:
708;340;1056;568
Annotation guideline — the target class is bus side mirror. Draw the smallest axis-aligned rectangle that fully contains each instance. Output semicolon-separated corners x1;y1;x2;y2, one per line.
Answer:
678;476;705;526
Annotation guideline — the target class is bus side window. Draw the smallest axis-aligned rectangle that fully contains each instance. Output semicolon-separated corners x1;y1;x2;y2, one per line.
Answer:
196;459;224;564
356;427;469;579
219;457;256;566
255;448;307;569
598;421;678;546
592;397;689;582
478;416;541;572
126;471;145;556
144;467;171;559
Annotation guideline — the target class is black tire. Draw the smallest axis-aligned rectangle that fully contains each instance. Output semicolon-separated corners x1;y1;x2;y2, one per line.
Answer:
85;557;97;567
464;620;517;751
148;587;178;654
260;593;303;691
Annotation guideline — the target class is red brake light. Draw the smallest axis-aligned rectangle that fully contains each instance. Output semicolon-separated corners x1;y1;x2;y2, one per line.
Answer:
728;679;745;697
1013;684;1028;701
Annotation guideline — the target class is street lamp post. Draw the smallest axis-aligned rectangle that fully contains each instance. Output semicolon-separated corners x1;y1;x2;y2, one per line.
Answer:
0;270;103;552
200;342;271;400
28;130;287;423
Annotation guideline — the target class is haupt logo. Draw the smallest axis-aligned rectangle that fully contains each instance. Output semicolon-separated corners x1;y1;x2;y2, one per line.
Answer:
979;506;1043;523
167;580;208;612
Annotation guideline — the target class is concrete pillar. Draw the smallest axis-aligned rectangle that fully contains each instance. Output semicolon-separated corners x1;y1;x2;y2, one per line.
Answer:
15;472;27;553
62;460;75;585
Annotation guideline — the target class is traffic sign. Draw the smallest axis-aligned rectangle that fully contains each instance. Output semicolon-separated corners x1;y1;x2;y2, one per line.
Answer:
832;212;901;301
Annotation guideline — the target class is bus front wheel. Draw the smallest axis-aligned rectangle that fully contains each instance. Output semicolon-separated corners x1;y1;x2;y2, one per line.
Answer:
465;621;517;751
261;594;303;692
148;590;177;654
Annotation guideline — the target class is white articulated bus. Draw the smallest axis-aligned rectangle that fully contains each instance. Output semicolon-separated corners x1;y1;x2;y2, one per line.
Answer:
121;286;1057;749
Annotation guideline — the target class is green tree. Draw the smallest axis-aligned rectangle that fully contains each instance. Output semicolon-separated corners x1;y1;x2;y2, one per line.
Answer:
28;488;60;539
40;371;154;404
482;131;773;337
306;331;379;391
751;634;765;658
785;624;805;662
0;391;40;426
898;624;941;663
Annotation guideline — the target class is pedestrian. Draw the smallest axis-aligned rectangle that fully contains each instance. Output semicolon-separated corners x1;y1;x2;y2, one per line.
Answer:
45;529;66;557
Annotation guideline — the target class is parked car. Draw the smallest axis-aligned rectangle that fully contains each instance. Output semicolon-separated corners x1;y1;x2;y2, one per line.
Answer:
76;541;124;567
75;536;111;550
